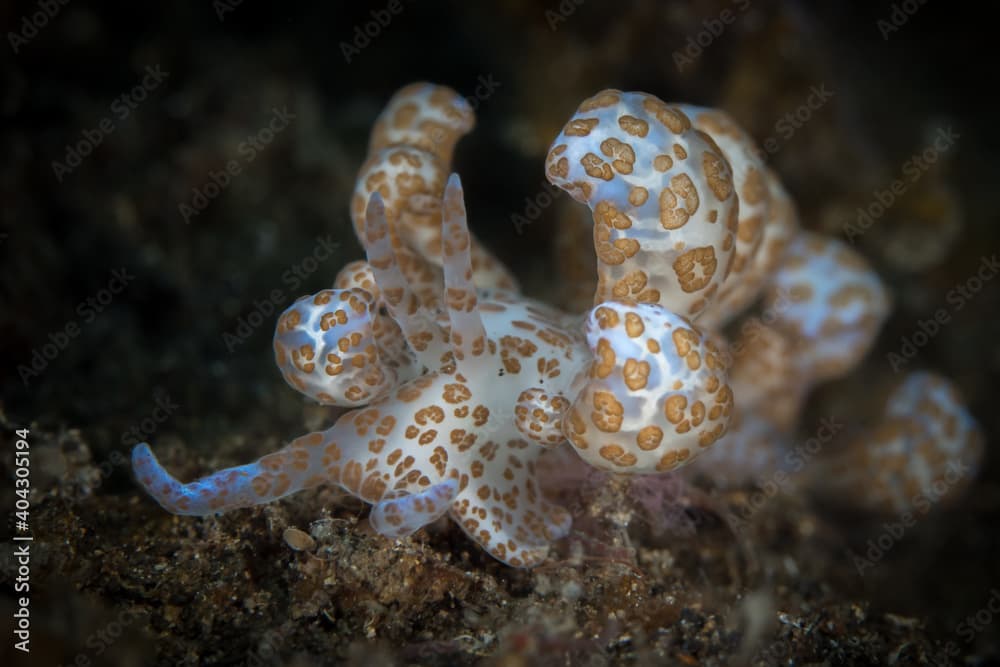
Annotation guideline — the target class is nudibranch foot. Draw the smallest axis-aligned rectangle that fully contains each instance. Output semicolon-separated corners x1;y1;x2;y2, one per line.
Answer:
369;476;459;539
450;450;573;567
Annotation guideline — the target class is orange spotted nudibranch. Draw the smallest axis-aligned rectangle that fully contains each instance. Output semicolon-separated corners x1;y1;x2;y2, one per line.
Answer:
131;84;980;568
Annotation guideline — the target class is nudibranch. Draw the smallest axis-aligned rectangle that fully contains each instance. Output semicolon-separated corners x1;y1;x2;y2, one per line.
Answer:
132;84;746;567
132;82;978;568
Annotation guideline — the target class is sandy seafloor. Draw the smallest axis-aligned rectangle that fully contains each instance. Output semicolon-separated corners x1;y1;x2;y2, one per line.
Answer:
2;2;999;665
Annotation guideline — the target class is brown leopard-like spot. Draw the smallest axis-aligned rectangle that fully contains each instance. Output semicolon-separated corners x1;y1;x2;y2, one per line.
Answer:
673;246;717;293
591;390;624;433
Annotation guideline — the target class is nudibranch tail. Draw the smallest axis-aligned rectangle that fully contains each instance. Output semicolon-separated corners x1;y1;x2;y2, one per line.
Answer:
440;174;490;368
132;406;455;522
132;436;332;516
364;193;446;367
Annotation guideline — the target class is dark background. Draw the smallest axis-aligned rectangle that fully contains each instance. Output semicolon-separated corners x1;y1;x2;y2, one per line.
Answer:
1;1;997;665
